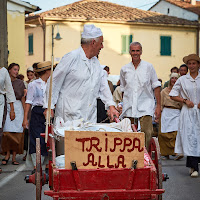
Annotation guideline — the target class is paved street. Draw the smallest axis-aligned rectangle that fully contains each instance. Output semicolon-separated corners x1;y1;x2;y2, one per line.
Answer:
0;154;200;200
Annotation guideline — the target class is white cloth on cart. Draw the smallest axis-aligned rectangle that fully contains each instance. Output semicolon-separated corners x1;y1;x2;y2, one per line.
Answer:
54;117;133;137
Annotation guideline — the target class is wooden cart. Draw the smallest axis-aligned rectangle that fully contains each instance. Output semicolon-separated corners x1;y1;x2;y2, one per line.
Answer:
25;125;168;200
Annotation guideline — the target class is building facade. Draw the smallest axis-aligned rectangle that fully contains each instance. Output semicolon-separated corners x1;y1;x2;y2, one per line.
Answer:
7;0;39;74
25;0;198;82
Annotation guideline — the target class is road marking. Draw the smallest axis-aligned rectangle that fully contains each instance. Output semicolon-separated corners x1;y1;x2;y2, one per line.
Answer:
0;164;26;188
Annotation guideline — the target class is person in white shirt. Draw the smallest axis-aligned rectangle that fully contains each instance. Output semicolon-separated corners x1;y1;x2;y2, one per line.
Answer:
120;42;161;149
0;67;16;173
44;24;118;123
23;61;52;174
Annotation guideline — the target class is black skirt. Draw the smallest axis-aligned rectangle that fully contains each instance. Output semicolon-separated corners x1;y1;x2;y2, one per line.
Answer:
29;106;48;156
186;156;200;172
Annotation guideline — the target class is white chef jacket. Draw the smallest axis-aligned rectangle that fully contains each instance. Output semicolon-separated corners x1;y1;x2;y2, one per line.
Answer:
26;78;46;107
120;60;161;118
169;73;200;156
44;47;115;123
0;67;16;128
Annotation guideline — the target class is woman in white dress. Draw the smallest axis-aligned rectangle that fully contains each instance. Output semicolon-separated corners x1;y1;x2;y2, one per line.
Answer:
1;63;25;165
169;54;200;177
0;67;16;172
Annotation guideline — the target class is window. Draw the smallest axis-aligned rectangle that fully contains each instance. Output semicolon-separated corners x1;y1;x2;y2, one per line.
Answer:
28;34;33;55
121;35;132;54
160;36;171;56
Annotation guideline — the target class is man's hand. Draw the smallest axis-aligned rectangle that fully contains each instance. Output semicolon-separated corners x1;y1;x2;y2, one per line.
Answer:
186;100;194;108
10;111;15;121
108;105;119;122
154;105;161;122
116;104;123;115
22;119;28;129
43;109;54;119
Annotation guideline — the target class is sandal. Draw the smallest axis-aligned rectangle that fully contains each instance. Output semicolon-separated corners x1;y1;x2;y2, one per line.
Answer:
12;161;19;165
174;155;184;161
2;158;10;165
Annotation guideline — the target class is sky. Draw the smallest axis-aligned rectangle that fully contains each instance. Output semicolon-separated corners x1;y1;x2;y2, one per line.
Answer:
24;0;160;13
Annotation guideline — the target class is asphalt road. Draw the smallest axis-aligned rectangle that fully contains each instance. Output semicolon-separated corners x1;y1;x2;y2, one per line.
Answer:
0;154;200;200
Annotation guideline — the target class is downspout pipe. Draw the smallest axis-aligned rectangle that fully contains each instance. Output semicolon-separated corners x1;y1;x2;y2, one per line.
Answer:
197;24;199;56
39;17;46;61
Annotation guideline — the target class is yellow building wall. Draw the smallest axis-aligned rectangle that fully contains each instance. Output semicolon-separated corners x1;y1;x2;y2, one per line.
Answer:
96;23;196;83
25;26;44;69
7;11;26;75
45;21;83;64
31;21;196;83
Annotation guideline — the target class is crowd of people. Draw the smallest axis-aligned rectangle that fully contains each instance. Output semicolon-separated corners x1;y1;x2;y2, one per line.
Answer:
0;24;200;178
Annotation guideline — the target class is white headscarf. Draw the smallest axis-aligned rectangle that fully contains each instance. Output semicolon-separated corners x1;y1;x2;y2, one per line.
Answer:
170;72;179;79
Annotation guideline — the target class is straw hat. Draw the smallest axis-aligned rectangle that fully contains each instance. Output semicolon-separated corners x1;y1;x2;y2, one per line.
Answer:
183;54;200;64
35;61;52;73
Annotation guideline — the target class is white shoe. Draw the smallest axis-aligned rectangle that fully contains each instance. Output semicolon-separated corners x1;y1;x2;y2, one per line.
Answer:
189;168;194;175
191;171;198;177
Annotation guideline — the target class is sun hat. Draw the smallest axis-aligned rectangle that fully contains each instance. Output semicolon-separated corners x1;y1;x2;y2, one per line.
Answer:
81;24;103;39
35;61;52;73
183;54;200;64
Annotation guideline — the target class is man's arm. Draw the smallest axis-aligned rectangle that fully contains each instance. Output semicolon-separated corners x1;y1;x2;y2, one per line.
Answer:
171;96;194;108
44;53;74;110
99;70;119;121
154;87;161;121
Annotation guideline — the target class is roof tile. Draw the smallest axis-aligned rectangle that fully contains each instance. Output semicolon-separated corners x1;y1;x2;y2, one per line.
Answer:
165;0;200;15
26;0;198;26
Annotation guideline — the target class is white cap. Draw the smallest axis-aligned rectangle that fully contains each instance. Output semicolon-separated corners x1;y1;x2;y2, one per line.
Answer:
27;66;34;72
101;65;106;69
81;24;103;39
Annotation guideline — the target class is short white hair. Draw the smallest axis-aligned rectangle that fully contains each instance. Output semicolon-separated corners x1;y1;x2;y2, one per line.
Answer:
81;36;100;44
129;42;142;52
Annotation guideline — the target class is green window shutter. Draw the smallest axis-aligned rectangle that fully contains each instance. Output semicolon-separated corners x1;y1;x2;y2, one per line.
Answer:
160;36;171;56
129;35;132;44
121;35;133;54
122;35;127;54
28;34;33;55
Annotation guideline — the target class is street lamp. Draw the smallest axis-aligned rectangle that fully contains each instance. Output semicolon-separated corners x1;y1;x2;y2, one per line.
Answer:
52;24;62;65
45;25;62;142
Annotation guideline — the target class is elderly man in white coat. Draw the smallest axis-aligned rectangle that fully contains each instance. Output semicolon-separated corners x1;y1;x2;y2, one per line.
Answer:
44;24;118;153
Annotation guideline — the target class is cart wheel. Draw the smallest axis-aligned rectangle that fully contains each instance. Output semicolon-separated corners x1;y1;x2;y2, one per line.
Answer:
148;137;162;200
36;138;42;200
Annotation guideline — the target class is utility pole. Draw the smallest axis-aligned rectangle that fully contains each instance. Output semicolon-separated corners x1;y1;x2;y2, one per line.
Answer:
0;0;8;68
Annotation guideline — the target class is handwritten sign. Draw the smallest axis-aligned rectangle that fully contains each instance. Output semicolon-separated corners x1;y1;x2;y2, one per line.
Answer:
65;131;144;169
